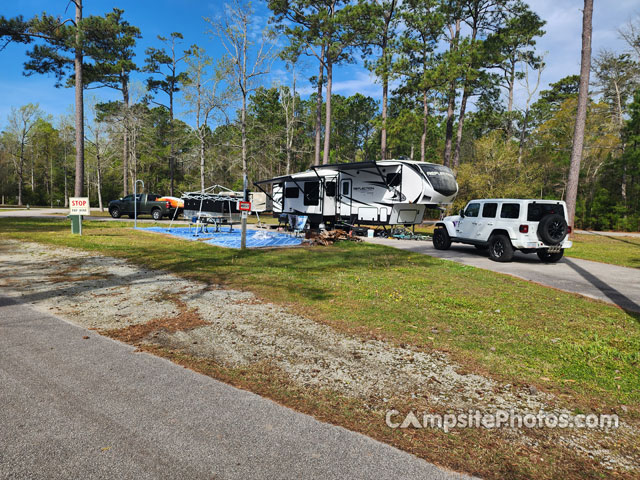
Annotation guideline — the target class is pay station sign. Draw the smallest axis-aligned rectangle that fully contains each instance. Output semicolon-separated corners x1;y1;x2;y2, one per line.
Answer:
69;197;90;215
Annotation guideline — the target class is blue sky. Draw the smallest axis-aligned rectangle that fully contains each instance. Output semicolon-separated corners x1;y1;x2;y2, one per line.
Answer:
0;0;638;129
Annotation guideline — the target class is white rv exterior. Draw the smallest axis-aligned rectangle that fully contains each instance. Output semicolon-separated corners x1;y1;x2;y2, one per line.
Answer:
256;159;458;227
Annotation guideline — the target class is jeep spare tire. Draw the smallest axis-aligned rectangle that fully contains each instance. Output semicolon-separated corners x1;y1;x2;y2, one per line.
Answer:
537;214;568;245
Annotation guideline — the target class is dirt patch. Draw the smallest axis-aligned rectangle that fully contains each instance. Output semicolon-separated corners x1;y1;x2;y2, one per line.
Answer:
103;296;209;343
0;239;638;478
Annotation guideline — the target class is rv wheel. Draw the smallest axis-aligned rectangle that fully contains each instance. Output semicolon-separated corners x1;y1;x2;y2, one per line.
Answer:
433;228;451;250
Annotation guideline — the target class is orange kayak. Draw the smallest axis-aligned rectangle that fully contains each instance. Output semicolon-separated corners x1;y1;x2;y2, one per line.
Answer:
158;196;184;208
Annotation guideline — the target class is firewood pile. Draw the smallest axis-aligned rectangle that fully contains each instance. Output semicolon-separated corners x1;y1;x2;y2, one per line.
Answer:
308;229;362;246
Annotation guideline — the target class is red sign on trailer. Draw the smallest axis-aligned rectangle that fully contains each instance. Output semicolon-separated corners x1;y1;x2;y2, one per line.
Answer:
238;201;251;211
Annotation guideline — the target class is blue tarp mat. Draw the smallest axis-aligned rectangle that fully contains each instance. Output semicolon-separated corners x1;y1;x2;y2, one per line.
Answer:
140;226;302;249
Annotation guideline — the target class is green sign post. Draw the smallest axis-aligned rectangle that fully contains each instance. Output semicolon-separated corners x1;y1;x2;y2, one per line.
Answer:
69;214;82;234
68;197;90;235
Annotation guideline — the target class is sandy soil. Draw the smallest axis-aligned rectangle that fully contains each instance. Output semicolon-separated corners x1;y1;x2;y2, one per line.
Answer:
0;240;637;473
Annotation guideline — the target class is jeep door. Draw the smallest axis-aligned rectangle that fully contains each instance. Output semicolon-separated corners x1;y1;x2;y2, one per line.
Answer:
455;202;481;239
475;202;498;242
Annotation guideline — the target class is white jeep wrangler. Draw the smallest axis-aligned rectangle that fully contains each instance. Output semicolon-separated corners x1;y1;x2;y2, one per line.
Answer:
433;199;572;262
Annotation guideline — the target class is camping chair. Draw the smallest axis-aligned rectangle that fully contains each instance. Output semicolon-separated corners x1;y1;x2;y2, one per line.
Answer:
293;215;308;237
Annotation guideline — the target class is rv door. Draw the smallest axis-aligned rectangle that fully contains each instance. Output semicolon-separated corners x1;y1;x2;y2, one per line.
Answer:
339;178;352;218
323;177;337;218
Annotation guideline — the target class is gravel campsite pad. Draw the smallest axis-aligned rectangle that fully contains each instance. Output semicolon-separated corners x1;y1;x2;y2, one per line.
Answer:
0;240;637;474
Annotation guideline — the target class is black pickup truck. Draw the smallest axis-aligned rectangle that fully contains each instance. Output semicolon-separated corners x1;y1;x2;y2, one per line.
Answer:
108;193;176;220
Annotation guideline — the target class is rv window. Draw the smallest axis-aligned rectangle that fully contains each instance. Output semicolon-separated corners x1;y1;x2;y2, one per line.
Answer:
500;203;520;219
304;181;320;206
420;164;458;197
342;181;350;196
325;181;336;197
386;172;401;187
285;187;299;198
482;203;497;218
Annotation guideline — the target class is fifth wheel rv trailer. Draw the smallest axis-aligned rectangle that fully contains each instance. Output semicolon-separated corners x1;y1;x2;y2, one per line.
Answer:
255;159;458;228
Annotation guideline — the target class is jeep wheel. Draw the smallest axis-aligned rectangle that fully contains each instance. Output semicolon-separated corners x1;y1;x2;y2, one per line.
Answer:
537;249;564;263
489;234;514;262
433;228;451;250
538;214;568;245
109;206;121;218
151;208;162;221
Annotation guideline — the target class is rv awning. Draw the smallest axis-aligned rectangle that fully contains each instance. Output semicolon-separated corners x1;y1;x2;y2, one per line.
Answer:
254;174;294;186
254;161;383;186
310;161;379;172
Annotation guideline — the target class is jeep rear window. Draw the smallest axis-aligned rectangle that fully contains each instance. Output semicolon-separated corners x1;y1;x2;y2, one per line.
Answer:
527;203;565;221
482;203;497;218
500;203;520;219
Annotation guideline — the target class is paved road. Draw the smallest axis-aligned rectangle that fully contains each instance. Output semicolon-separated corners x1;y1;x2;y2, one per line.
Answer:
365;237;640;313
0;296;468;480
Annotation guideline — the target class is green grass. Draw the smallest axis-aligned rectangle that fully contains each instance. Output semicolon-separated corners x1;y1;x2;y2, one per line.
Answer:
1;217;639;410
568;233;640;268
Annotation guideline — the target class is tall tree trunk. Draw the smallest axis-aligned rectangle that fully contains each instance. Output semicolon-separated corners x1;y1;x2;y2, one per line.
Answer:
315;44;325;166
443;82;456;168
74;0;84;198
169;89;175;196
200;128;206;192
381;76;388;160
443;19;460;168
421;90;428;163
122;79;129;196
285;73;296;175
322;57;333;165
49;153;53;208
63;163;68;207
96;152;103;211
379;1;396;161
453;86;470;169
566;0;593;230
17;145;24;206
506;63;516;138
518;108;529;163
240;73;248;250
613;80;628;206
